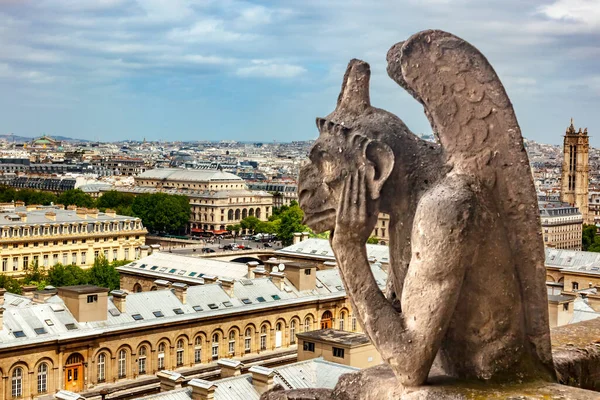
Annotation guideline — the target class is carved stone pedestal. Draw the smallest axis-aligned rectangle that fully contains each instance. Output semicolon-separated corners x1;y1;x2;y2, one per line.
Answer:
261;364;599;400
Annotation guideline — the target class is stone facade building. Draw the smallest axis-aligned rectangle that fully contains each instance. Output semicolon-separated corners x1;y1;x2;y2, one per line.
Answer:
539;200;583;250
561;119;590;224
0;258;386;398
0;203;146;277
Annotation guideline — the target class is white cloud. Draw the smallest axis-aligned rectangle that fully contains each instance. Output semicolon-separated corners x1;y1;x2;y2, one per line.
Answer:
539;0;600;26
168;19;256;43
236;60;306;78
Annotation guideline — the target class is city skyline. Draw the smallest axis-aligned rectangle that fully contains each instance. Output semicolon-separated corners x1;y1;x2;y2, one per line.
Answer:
1;0;600;144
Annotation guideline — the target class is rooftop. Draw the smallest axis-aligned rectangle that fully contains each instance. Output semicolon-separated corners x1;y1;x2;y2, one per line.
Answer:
57;285;109;295
276;238;390;264
137;168;243;183
296;329;372;347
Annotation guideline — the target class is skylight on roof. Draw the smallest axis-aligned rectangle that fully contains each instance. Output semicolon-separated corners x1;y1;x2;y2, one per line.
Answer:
13;331;26;338
256;297;266;303
159;267;168;272
139;264;146;268
11;298;23;306
241;279;253;286
132;314;143;321
208;303;219;310
178;270;186;275
189;272;197;277
153;311;164;318
241;298;252;305
173;308;184;315
109;309;121;317
34;327;47;335
192;305;203;312
271;295;281;300
65;323;78;330
45;319;54;326
223;301;233;308
336;285;344;291
151;266;158;270
169;269;177;274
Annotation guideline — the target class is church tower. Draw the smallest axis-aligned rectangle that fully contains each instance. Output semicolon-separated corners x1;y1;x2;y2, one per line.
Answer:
560;118;589;223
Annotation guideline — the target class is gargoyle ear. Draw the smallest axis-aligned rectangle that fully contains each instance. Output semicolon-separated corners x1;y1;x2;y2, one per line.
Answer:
364;141;394;200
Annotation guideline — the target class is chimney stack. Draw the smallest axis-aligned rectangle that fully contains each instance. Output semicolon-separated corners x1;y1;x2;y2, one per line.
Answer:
45;212;56;221
187;379;217;400
111;290;128;313
253;267;268;278
247;261;260;279
139;245;150;258
270;272;285;290
172;282;188;304
217;359;243;378
154;279;172;289
202;274;217;284
150;244;161;254
157;370;185;392
249;366;275;395
322;261;337;270
104;209;116;217
219;278;235;297
292;232;302;244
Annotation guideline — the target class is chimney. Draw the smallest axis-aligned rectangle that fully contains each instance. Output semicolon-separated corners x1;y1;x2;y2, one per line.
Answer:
270;272;285;290
15;201;24;207
292;232;302;244
172;282;188;304
33;286;57;303
76;208;87;219
154;279;172;290
202;274;217;284
322;261;337;270
67;205;77;211
87;208;99;218
45;212;56;221
157;370;185;392
219;278;235;297
139;245;150;258
26;204;39;211
111;290;128;313
218;359;243;378
22;285;38;298
150;244;161;254
253;267;268;278
104;209;116;217
247;261;260;279
17;213;26;222
249;365;275;395
301;231;310;242
187;379;217;400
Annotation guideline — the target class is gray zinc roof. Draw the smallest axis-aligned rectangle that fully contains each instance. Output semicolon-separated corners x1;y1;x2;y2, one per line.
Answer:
137;168;243;183
276;238;390;264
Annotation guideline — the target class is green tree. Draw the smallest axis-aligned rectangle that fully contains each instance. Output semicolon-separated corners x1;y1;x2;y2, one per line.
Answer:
88;257;120;291
0;275;22;294
57;189;96;208
583;224;597;251
22;261;47;285
0;186;17;202
131;193;190;234
240;216;260;234
15;189;57;205
276;203;308;246
309;229;331;239
47;263;89;287
97;191;135;215
256;220;278;234
367;236;380;244
227;224;241;237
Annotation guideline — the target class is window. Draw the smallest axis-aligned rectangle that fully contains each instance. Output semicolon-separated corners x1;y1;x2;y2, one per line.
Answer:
132;314;143;321
241;298;252;305
223;301;233;308
158;343;165;370
290;320;297;344
193;305;203;312
173;308;184;315
37;363;48;393
22;256;28;270
194;336;202;363
260;325;267;351
118;349;126;378
53;254;58;265
63;253;68;265
228;331;236;354
43;254;49;267
208;303;218;310
256;297;266;303
12;257;18;271
573;282;579;291
113;249;118;260
212;334;219;360
271;295;281;300
12;367;23;397
304;269;311;275
153;311;164;318
124;248;129;259
87;295;98;303
2;258;7;272
177;339;185;366
339;311;346;331
81;252;86;264
94;251;99;260
97;353;106;382
352;317;357;332
13;331;26;338
333;347;345;358
34;327;47;335
245;328;252;353
303;341;315;352
304;317;312;332
138;346;147;374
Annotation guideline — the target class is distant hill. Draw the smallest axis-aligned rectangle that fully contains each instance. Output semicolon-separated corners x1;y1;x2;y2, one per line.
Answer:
0;134;90;143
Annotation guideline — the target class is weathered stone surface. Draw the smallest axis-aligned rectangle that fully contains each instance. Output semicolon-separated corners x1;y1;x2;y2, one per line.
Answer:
552;318;600;391
298;27;554;394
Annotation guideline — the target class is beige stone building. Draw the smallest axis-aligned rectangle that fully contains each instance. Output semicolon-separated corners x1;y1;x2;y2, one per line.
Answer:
372;213;390;245
296;329;382;368
0;259;386;398
539;200;582;250
0;203;146;277
561;119;590;224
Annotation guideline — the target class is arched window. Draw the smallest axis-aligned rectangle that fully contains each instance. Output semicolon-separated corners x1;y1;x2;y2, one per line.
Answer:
304;316;312;332
249;208;254;217
242;209;248;219
118;349;127;378
158;343;166;370
194;336;202;364
260;325;267;351
12;367;23;398
245;328;252;353
352;316;357;332
229;331;236;355
227;210;233;221
176;339;185;366
290;320;297;344
138;346;147;375
256;208;261;219
133;283;142;293
97;353;106;382
235;209;240;220
339;311;346;331
573;281;579;291
38;363;48;394
212;334;219;360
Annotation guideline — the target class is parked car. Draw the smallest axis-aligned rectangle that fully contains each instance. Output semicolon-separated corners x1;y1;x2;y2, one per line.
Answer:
222;244;234;250
263;243;272;248
201;248;215;253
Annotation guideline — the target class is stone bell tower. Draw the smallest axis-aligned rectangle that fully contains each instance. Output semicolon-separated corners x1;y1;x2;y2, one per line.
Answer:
560;118;589;223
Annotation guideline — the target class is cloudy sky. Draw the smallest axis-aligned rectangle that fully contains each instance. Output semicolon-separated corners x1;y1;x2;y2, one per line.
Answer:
1;0;599;144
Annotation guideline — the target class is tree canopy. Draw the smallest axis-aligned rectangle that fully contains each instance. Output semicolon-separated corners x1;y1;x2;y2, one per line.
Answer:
96;190;135;216
131;193;190;234
57;189;96;208
583;224;600;252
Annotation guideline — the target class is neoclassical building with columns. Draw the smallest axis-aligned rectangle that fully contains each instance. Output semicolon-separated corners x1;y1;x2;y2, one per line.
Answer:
0;258;386;399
